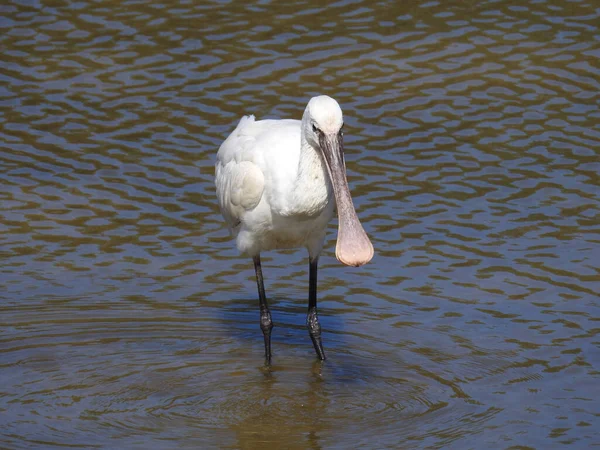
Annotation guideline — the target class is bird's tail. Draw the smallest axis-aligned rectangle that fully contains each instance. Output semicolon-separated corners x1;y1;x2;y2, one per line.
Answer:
235;115;255;133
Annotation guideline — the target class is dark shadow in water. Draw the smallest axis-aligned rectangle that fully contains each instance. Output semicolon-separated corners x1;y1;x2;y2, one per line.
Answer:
208;296;386;386
212;296;349;349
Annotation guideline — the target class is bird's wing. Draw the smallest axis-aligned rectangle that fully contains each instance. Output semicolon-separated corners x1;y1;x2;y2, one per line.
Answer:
215;115;265;231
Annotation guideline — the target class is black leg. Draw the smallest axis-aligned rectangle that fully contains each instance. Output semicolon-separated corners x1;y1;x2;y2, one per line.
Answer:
253;255;273;362
307;257;326;360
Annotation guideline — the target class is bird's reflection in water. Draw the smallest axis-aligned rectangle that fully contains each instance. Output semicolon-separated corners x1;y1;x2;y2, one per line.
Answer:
230;360;329;450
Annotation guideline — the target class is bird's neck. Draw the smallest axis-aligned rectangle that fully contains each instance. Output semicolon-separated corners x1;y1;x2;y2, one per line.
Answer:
289;136;332;217
298;136;328;185
297;111;327;188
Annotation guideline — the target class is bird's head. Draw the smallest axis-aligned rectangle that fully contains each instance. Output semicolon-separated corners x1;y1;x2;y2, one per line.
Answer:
306;95;344;138
302;95;374;267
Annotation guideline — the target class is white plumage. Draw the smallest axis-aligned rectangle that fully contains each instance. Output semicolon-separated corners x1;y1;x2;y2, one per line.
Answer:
215;95;373;361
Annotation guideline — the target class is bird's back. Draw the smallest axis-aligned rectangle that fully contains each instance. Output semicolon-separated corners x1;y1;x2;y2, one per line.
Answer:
215;116;303;233
217;116;300;165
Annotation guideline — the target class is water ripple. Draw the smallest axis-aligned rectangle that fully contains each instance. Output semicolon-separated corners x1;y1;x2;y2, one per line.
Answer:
1;0;599;448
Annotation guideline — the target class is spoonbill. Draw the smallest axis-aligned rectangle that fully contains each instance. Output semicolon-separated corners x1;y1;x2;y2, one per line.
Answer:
215;95;373;361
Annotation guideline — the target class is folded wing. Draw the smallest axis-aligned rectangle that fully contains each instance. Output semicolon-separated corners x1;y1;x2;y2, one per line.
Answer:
215;115;265;232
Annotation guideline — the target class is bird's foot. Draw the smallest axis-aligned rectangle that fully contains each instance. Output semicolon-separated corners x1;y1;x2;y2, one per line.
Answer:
260;309;273;362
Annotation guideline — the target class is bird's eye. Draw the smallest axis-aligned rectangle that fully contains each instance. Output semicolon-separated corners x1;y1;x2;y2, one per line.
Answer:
312;124;319;133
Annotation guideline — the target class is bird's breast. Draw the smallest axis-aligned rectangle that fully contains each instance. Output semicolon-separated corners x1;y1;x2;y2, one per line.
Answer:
282;170;333;219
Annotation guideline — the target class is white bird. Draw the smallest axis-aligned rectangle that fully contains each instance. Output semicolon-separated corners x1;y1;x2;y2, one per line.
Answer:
215;95;373;361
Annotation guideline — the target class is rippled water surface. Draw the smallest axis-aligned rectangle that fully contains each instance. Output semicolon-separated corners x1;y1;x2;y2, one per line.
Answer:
2;0;600;448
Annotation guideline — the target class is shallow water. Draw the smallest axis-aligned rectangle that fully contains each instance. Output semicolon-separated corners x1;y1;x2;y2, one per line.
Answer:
1;0;599;448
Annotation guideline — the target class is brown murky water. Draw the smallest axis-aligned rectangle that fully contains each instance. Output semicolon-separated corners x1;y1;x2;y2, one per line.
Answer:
1;0;599;448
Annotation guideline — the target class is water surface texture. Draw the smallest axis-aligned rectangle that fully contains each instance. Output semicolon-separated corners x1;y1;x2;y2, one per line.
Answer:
1;0;600;448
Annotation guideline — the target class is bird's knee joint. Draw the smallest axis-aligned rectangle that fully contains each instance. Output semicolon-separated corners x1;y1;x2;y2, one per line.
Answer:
306;309;321;336
260;312;273;334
